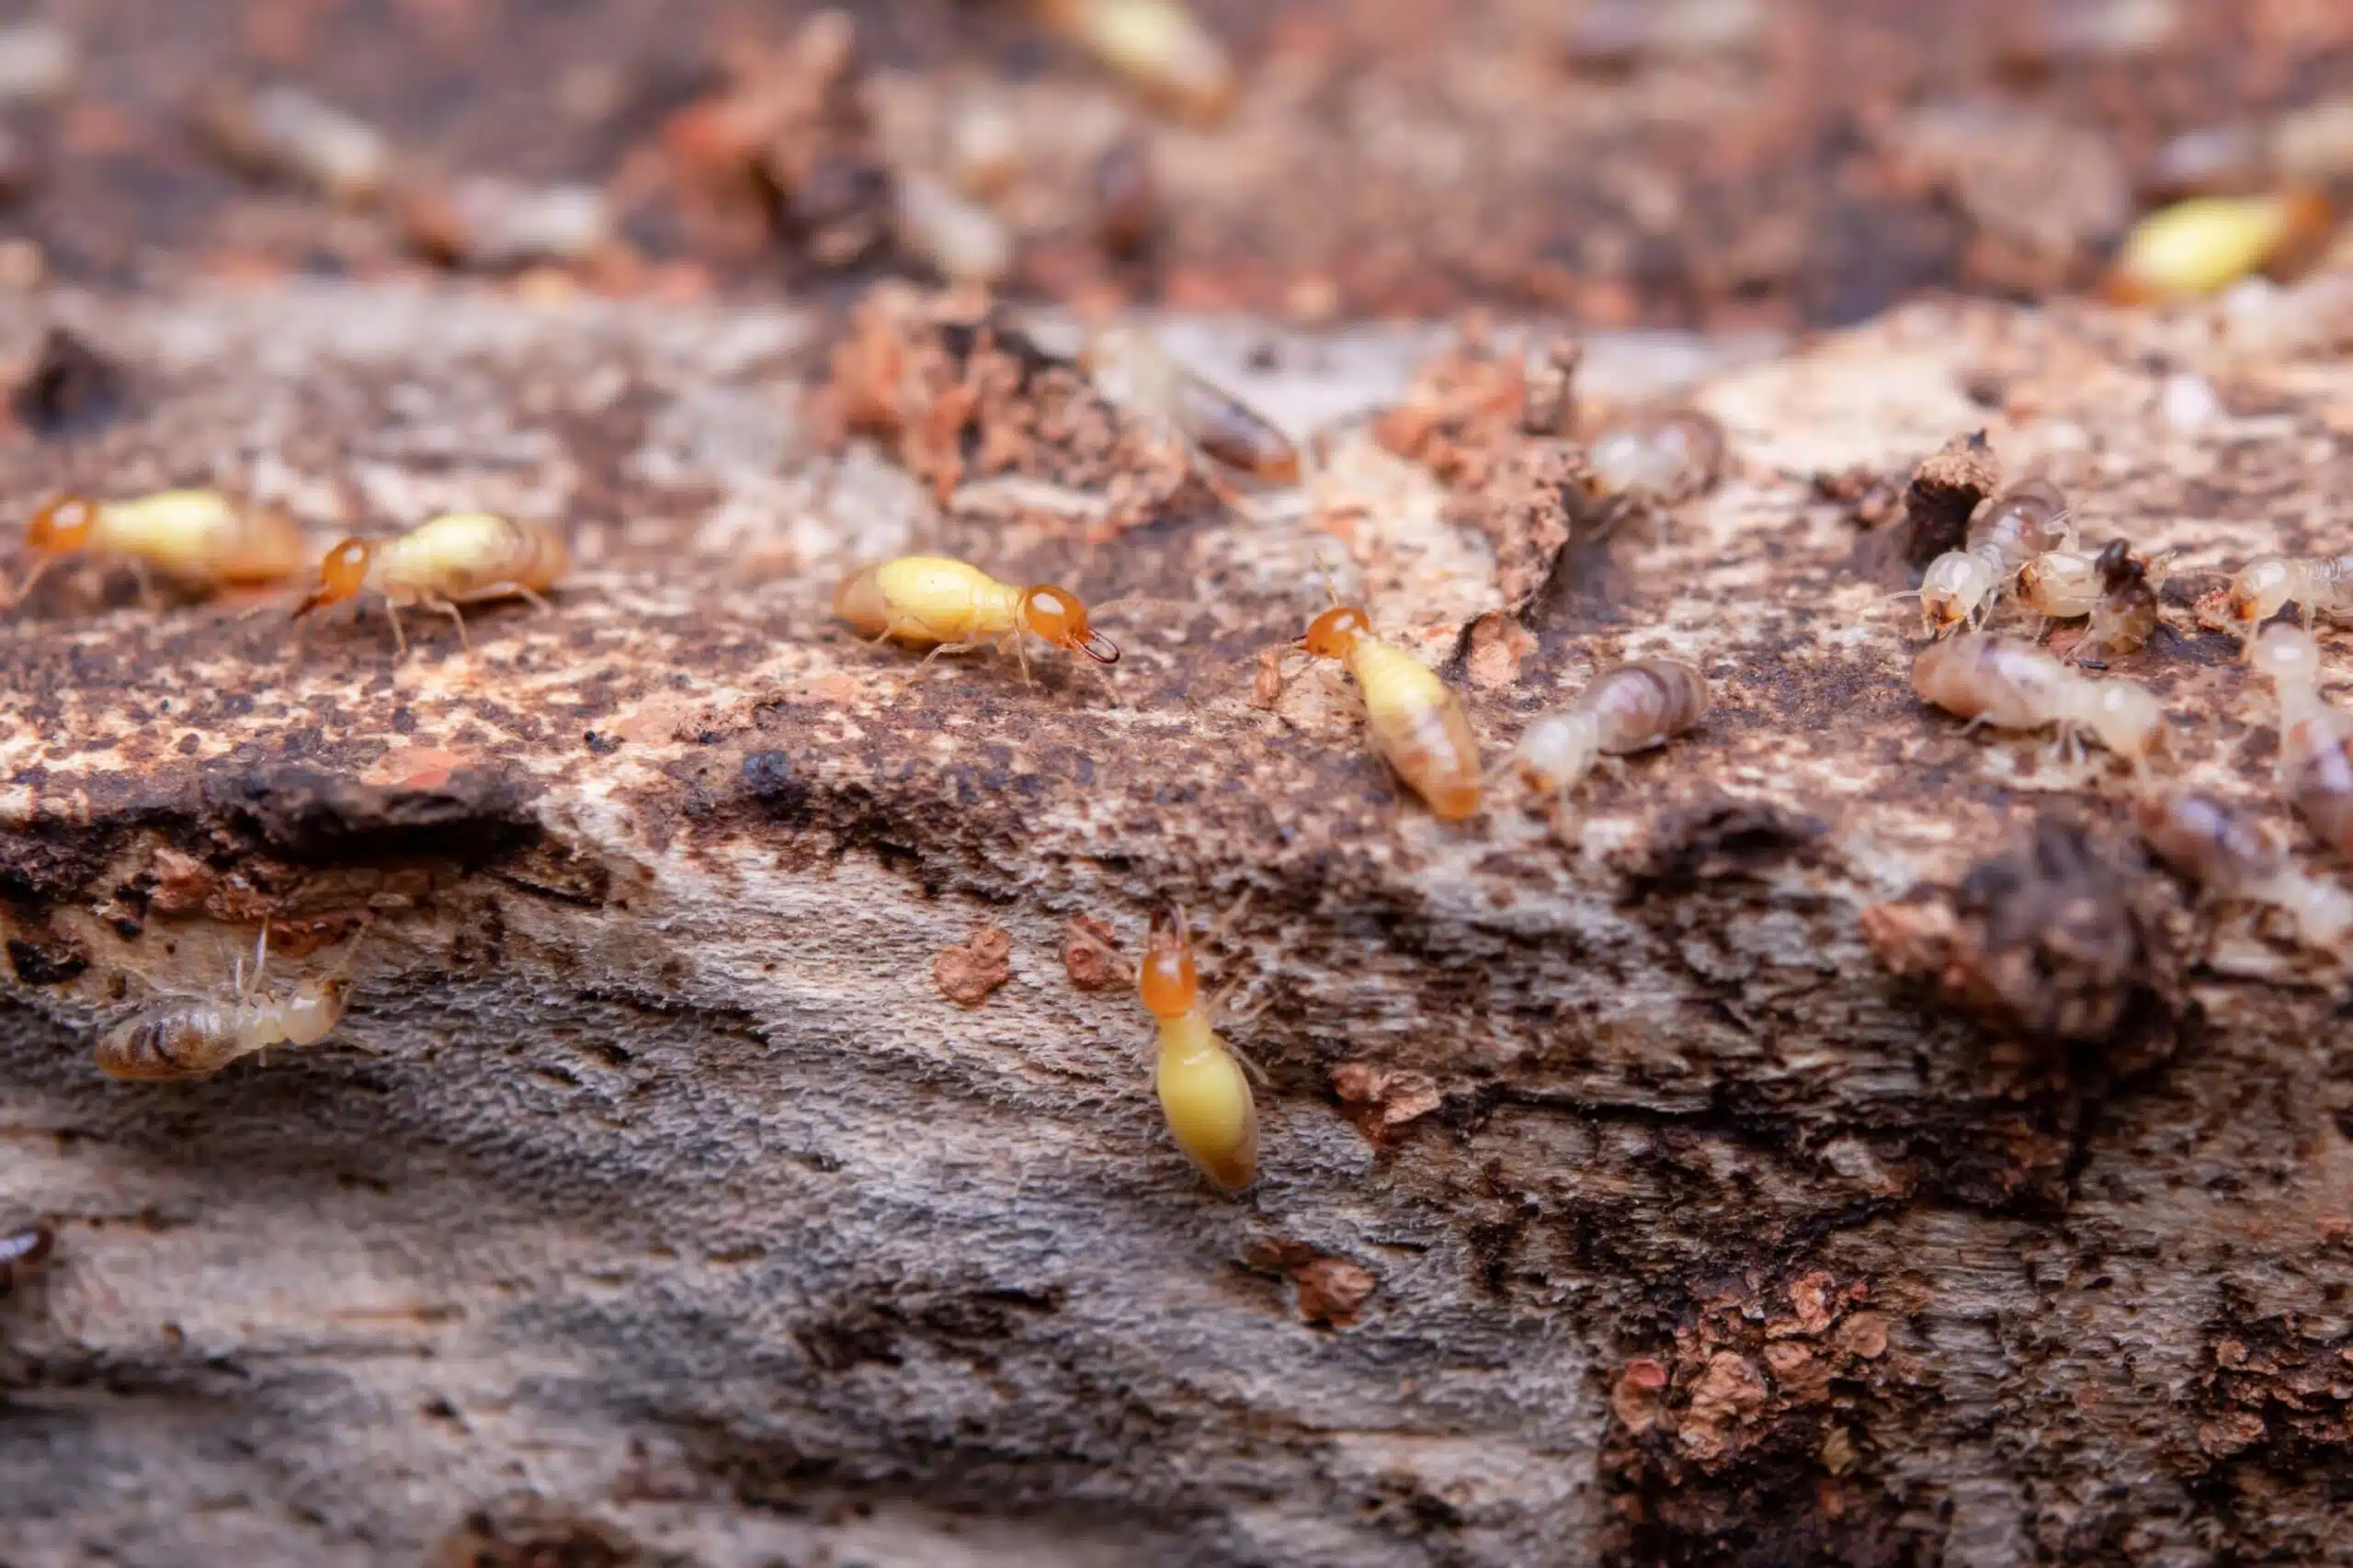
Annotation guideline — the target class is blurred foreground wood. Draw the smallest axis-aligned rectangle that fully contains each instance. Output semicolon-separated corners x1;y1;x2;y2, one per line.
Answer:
1;280;2350;1567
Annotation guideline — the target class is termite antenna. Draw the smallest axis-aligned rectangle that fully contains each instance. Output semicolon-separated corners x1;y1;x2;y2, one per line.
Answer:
319;911;379;984
4;556;57;611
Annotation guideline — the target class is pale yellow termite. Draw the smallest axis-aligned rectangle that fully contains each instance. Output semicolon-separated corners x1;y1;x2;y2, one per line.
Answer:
2250;623;2353;861
290;510;567;653
96;922;364;1082
1901;477;2075;637
1084;327;1302;484
832;554;1120;681
2226;552;2353;655
2105;189;2334;303
1503;658;1711;816
1912;633;2165;763
2015;548;2102;624
1296;603;1483;820
1582;408;1727;541
1136;903;1257;1194
2135;788;2351;947
9;490;308;607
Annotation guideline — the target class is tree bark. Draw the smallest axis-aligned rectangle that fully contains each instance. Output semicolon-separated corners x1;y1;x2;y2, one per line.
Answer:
1;280;2348;1568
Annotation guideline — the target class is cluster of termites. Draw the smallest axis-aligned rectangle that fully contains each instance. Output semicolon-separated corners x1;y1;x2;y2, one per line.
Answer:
1889;470;2353;960
32;324;2349;1203
7;494;567;655
6;329;1726;1195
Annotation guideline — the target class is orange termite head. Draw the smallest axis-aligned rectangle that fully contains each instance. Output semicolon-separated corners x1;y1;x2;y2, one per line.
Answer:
1019;583;1120;664
1298;604;1371;658
24;494;98;555
1138;904;1199;1020
292;537;374;619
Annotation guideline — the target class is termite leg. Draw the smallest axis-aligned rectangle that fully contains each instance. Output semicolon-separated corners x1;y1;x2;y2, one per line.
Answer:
244;922;272;1003
127;557;163;613
516;585;553;615
6;555;57;610
914;638;986;672
427;597;471;651
382;600;410;656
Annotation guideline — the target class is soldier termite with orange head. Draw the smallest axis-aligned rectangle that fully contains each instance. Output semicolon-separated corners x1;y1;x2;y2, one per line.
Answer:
2226;552;2353;653
1295;603;1483;820
96;920;366;1082
1084;327;1301;485
1503;659;1710;818
833;554;1120;682
9;490;308;608
1135;903;1258;1194
2135;788;2353;947
292;510;565;654
1902;477;2075;637
1912;633;2166;763
2250;623;2353;860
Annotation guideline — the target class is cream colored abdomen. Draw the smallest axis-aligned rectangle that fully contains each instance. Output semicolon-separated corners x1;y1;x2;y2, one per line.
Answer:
377;512;564;603
1347;638;1483;819
96;491;303;584
868;556;1019;645
1154;1012;1257;1193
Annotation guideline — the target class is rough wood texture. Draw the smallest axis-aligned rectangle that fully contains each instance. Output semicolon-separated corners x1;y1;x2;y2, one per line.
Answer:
2;280;2351;1568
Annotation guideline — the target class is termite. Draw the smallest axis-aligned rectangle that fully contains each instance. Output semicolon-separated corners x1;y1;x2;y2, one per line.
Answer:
832;554;1120;681
2014;547;2102;626
2072;540;2168;663
96;921;365;1082
2135;788;2352;946
1584;407;1726;529
1912;633;2165;762
0;1221;53;1296
1084;327;1301;484
2226;552;2353;653
9;490;308;608
1030;0;1236;123
1502;659;1710;817
1902;477;2075;636
2249;623;2353;859
290;510;567;653
1294;603;1483;820
1136;903;1259;1194
2105;189;2334;303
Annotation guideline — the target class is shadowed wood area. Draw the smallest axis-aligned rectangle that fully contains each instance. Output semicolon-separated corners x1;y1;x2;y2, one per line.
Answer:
1;279;2350;1567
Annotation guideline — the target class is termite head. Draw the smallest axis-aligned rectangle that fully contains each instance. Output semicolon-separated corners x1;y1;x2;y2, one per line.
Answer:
1018;583;1119;664
24;494;98;556
1139;905;1199;1020
1917;551;1994;635
292;537;375;619
2227;555;2297;630
2096;540;2143;592
279;977;348;1047
1299;604;1371;659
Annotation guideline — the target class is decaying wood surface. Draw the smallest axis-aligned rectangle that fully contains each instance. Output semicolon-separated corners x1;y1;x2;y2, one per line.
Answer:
1;278;2351;1568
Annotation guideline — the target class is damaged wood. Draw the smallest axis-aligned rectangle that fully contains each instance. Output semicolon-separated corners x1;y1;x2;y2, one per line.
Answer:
1;279;2350;1566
